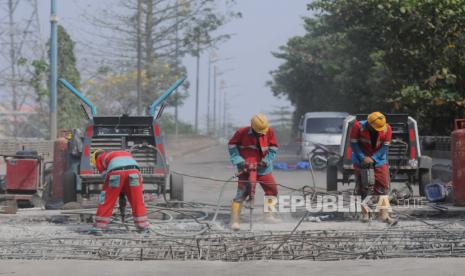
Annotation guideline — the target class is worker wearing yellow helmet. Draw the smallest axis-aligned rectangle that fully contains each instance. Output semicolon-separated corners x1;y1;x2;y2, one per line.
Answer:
350;112;396;225
227;113;280;230
88;148;151;235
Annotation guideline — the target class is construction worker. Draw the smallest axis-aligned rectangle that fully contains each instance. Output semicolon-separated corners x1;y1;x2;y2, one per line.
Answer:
350;112;396;225
89;149;151;235
228;113;279;230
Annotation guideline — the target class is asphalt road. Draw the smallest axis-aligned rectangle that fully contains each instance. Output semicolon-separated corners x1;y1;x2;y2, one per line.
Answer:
171;143;329;207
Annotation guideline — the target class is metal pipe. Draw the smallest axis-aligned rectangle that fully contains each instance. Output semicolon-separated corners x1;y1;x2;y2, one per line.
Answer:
149;76;187;117
50;0;57;139
58;79;97;116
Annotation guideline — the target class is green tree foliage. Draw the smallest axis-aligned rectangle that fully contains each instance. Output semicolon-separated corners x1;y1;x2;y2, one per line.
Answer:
269;0;465;135
22;25;83;137
56;25;84;130
88;0;240;114
268;106;293;144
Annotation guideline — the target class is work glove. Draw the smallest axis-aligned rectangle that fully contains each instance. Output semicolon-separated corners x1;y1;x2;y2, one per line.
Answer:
258;161;268;169
237;162;245;171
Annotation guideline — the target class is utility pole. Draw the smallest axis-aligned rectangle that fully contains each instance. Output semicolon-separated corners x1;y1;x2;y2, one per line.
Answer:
207;54;212;134
136;0;142;115
49;0;57;140
194;37;200;133
218;80;223;133
213;65;217;135
8;0;18;138
174;0;180;139
223;89;227;137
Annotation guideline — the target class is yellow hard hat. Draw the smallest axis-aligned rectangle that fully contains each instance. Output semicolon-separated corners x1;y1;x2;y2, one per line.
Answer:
90;148;104;167
367;112;387;132
251;113;269;134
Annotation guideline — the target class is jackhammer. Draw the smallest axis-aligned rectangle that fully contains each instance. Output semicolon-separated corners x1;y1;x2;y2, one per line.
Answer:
359;163;375;222
119;193;128;229
237;161;258;231
359;163;397;225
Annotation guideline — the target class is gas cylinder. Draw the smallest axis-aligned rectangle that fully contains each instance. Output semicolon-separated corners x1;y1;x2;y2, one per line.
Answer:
50;137;69;204
452;127;465;206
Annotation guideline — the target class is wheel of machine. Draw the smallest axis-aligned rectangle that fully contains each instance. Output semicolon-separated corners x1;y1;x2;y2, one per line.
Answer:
170;173;184;202
418;169;432;197
63;171;77;204
31;194;44;209
326;165;338;191
311;155;327;170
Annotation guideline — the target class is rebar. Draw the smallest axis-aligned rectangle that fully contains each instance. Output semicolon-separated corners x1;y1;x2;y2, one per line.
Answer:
0;228;464;261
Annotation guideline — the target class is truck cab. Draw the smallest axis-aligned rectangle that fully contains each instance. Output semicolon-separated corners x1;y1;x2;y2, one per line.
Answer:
298;112;349;160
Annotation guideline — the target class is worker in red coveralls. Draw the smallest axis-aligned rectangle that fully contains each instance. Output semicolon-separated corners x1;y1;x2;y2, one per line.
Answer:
350;112;396;225
89;149;151;235
228;113;279;230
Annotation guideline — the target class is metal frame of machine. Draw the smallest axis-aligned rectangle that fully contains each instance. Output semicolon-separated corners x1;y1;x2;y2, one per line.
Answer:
326;114;432;195
59;77;186;203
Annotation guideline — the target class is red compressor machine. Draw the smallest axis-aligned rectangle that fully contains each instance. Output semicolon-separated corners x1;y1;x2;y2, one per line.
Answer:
452;119;465;206
0;150;48;209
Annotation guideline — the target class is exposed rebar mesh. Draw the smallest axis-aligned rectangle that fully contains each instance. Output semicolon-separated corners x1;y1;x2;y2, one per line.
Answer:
0;229;464;261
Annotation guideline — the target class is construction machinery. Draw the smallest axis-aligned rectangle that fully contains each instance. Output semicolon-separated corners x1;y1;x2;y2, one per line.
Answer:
58;77;186;204
239;161;258;231
0;150;53;211
326;114;432;196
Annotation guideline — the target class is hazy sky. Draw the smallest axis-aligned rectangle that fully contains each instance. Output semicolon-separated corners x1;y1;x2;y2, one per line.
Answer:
33;0;311;130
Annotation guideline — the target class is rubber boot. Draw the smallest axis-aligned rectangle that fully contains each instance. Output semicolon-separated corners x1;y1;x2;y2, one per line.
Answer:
360;204;370;223
264;198;281;223
230;201;242;231
376;195;397;226
378;209;398;226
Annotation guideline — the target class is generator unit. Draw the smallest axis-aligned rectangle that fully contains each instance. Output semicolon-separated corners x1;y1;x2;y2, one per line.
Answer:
59;77;186;204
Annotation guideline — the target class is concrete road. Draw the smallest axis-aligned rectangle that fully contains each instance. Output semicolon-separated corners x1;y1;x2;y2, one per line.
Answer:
1;258;464;276
172;143;329;207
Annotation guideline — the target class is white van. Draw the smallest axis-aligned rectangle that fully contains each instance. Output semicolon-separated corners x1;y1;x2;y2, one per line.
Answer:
298;112;349;160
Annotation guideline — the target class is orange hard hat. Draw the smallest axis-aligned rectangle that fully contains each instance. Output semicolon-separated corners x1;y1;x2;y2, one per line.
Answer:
367;112;387;132
251;113;269;134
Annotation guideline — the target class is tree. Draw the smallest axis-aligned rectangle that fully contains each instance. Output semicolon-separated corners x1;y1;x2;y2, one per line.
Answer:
24;25;84;135
84;0;240;116
268;106;293;144
55;25;85;130
83;64;190;116
0;0;45;138
270;0;465;135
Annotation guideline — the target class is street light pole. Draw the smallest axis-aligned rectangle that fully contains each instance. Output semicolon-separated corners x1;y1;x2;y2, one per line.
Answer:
207;55;211;134
213;65;217;135
136;0;142;115
194;38;200;133
223;89;227;137
174;0;180;139
49;0;57;140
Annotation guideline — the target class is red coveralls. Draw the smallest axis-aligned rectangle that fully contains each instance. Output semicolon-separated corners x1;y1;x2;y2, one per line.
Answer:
228;127;279;202
350;120;392;196
94;151;150;230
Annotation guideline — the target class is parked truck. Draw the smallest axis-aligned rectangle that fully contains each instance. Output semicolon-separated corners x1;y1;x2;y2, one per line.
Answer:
297;112;348;164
